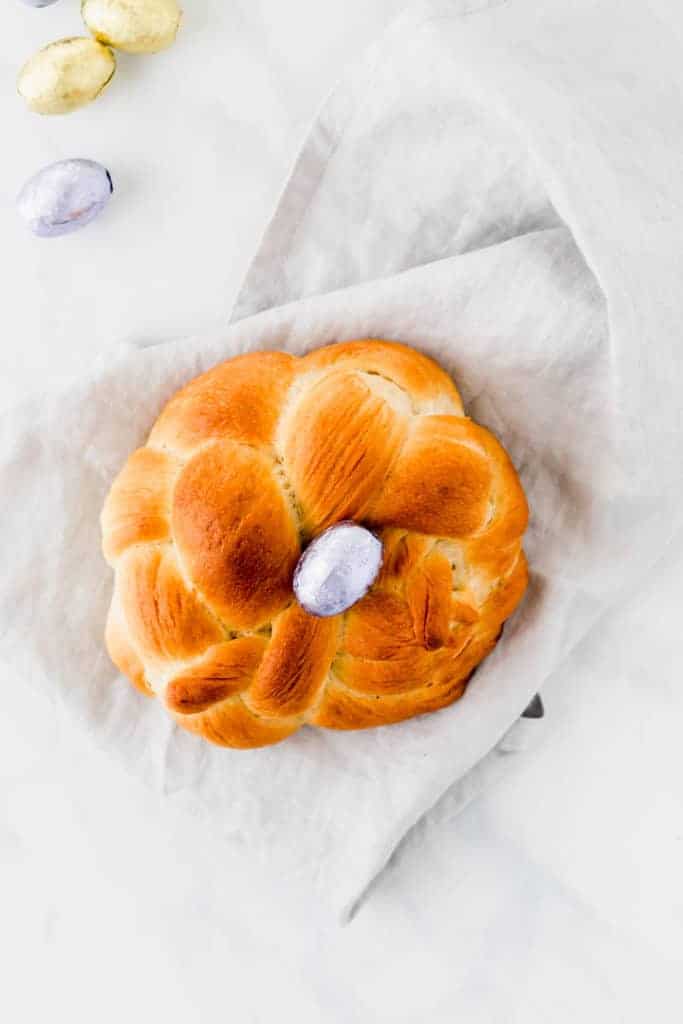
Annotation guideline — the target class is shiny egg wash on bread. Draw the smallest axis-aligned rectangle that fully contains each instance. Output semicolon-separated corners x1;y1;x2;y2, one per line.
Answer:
101;340;528;749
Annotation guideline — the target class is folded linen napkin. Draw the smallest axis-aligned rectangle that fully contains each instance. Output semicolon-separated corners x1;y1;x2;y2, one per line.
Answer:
2;0;681;920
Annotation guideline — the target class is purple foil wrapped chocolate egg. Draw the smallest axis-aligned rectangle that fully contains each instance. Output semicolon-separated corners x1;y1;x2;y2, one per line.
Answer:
17;159;113;237
293;522;383;618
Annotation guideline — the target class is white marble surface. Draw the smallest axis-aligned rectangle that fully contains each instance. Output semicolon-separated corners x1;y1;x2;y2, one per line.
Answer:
1;2;683;1021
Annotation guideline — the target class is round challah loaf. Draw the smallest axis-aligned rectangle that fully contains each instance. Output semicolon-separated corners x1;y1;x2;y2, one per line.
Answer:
101;340;528;748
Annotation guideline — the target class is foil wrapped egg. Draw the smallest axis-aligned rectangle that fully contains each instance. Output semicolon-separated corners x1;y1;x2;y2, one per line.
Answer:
17;159;113;237
21;1;61;7
293;522;383;618
81;0;182;54
18;37;116;114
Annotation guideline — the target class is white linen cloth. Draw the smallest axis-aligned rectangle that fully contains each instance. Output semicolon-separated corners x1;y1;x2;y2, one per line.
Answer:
1;0;681;921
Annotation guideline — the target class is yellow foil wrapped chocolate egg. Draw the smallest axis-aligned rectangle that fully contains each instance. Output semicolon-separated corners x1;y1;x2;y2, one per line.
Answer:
18;37;116;115
81;0;182;54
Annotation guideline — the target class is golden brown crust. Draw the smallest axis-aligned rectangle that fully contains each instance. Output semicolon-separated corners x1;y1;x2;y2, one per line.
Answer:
117;546;223;666
314;629;501;729
368;416;493;538
105;598;154;697
481;550;529;622
245;604;339;718
333;553;477;698
333;646;434;696
176;697;299;749
149;351;297;455
299;339;464;414
342;590;417;661
310;672;470;730
375;530;432;588
102;340;529;748
405;549;454;650
280;369;408;534
101;446;180;564
171;441;300;630
166;636;268;714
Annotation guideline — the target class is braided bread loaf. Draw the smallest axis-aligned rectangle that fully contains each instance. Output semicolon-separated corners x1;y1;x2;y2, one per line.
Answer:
101;340;528;748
